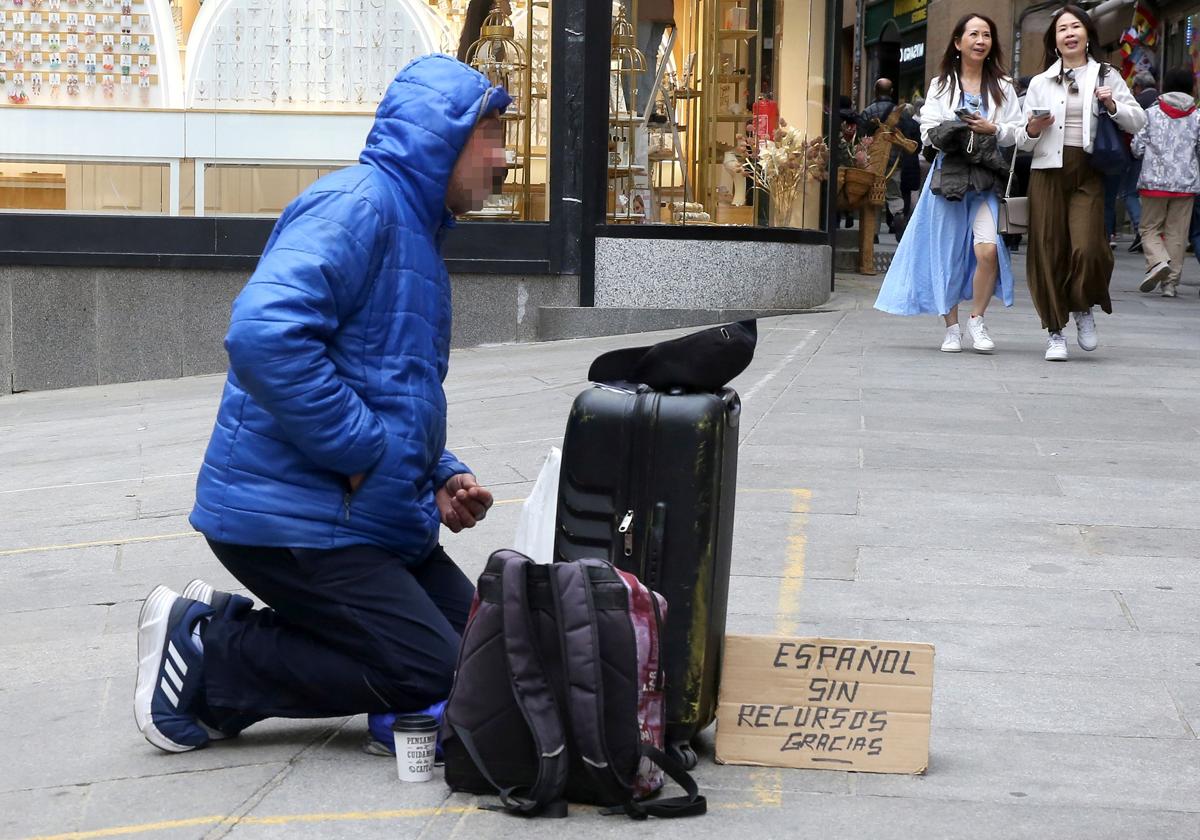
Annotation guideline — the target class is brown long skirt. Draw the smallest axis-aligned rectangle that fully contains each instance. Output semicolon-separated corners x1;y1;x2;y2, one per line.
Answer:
1026;147;1114;332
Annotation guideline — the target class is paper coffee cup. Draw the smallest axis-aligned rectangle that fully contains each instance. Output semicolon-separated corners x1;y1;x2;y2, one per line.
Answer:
392;714;438;783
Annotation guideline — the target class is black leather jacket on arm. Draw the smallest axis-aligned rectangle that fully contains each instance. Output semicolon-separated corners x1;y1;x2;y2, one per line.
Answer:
927;121;1009;201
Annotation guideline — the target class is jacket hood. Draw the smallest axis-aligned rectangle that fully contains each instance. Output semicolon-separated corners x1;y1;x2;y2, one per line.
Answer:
1158;92;1197;118
360;54;511;234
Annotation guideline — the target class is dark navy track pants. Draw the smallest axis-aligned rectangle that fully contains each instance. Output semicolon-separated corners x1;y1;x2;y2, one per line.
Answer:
201;540;473;722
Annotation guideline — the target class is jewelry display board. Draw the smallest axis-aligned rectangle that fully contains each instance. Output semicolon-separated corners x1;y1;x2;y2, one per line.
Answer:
184;0;441;110
0;0;179;108
0;0;550;218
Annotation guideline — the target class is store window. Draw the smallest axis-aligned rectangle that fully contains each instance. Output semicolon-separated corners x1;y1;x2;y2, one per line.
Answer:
1163;12;1200;89
0;0;551;220
606;0;831;230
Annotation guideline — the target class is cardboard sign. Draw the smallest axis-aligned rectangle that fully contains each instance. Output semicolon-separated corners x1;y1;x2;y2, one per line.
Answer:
715;635;934;774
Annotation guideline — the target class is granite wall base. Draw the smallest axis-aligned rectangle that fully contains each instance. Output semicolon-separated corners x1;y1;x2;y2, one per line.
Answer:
0;267;578;394
0;274;12;396
594;238;832;310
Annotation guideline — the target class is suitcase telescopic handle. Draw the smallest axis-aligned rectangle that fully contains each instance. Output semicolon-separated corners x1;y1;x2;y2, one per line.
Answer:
721;388;742;427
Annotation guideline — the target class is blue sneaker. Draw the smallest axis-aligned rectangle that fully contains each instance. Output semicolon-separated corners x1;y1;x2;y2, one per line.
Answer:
364;700;447;759
134;585;213;752
181;579;257;740
182;579;242;621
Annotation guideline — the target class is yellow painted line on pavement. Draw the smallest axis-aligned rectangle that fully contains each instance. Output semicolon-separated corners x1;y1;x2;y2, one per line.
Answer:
0;501;532;558
749;487;812;808
0;531;201;558
23;814;221;840
22;807;475;840
23;795;774;840
0;488;804;559
774;488;812;636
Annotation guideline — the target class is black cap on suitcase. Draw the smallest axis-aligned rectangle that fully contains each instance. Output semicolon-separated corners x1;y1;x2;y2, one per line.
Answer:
587;320;757;393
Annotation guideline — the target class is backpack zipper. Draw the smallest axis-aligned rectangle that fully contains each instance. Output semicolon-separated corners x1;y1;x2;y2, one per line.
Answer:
648;590;666;692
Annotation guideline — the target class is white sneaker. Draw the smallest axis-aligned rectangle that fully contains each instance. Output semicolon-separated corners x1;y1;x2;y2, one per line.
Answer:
1140;261;1171;292
940;324;962;353
1162;285;1177;298
1045;332;1069;361
1072;309;1098;352
967;315;995;353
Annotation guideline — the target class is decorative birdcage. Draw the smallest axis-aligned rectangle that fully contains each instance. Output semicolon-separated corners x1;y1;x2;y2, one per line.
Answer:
464;2;526;93
609;4;646;117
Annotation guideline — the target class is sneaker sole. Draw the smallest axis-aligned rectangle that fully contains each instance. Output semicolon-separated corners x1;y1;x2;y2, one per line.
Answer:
363;737;394;757
182;579;215;606
971;343;995;354
940;344;962;353
1140;264;1171;292
1045;353;1068;362
134;586;195;753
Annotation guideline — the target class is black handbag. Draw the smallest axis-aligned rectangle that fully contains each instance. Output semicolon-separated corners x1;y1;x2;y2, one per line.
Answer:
1090;64;1131;175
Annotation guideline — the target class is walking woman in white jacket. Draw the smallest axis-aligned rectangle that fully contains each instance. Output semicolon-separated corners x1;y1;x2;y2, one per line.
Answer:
1017;5;1146;361
875;14;1023;353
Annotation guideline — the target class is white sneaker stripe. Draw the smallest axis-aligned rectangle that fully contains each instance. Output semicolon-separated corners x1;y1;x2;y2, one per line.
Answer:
160;677;180;707
168;641;188;676
165;659;184;692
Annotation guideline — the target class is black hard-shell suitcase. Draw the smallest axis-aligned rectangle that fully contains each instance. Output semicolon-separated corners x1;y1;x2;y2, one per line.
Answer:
554;384;739;767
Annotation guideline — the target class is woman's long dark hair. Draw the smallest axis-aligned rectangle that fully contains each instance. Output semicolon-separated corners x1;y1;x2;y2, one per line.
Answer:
934;14;1010;108
1042;5;1104;71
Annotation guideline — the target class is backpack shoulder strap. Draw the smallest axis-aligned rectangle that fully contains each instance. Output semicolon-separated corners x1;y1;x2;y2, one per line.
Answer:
550;559;630;803
552;559;708;820
451;552;569;816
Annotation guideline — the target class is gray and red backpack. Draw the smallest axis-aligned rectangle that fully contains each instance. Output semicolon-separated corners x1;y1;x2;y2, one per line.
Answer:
442;550;706;819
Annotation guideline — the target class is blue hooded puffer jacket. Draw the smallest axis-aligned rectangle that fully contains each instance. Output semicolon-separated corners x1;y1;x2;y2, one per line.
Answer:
189;55;511;562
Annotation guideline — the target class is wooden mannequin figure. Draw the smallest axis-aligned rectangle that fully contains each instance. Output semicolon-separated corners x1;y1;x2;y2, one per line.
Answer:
857;109;917;275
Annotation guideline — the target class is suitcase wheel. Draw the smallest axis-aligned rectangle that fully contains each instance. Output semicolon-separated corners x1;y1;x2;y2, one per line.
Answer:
668;741;698;771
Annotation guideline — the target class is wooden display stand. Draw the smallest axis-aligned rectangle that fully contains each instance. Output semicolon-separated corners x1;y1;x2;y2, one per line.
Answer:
837;110;916;276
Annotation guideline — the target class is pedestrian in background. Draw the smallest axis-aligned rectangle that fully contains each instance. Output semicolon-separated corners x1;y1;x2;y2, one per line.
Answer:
861;78;905;239
1018;5;1146;362
898;102;924;226
875;13;1023;354
1132;67;1200;298
1124;70;1162;252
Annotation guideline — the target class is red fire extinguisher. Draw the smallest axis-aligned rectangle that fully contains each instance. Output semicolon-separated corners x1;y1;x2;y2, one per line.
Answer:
753;93;779;147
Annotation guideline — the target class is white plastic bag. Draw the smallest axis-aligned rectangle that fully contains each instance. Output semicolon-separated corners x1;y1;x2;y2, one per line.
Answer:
513;447;561;564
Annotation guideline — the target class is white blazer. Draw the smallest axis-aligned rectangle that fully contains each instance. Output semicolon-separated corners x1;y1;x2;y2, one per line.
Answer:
1017;58;1146;169
919;74;1024;149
